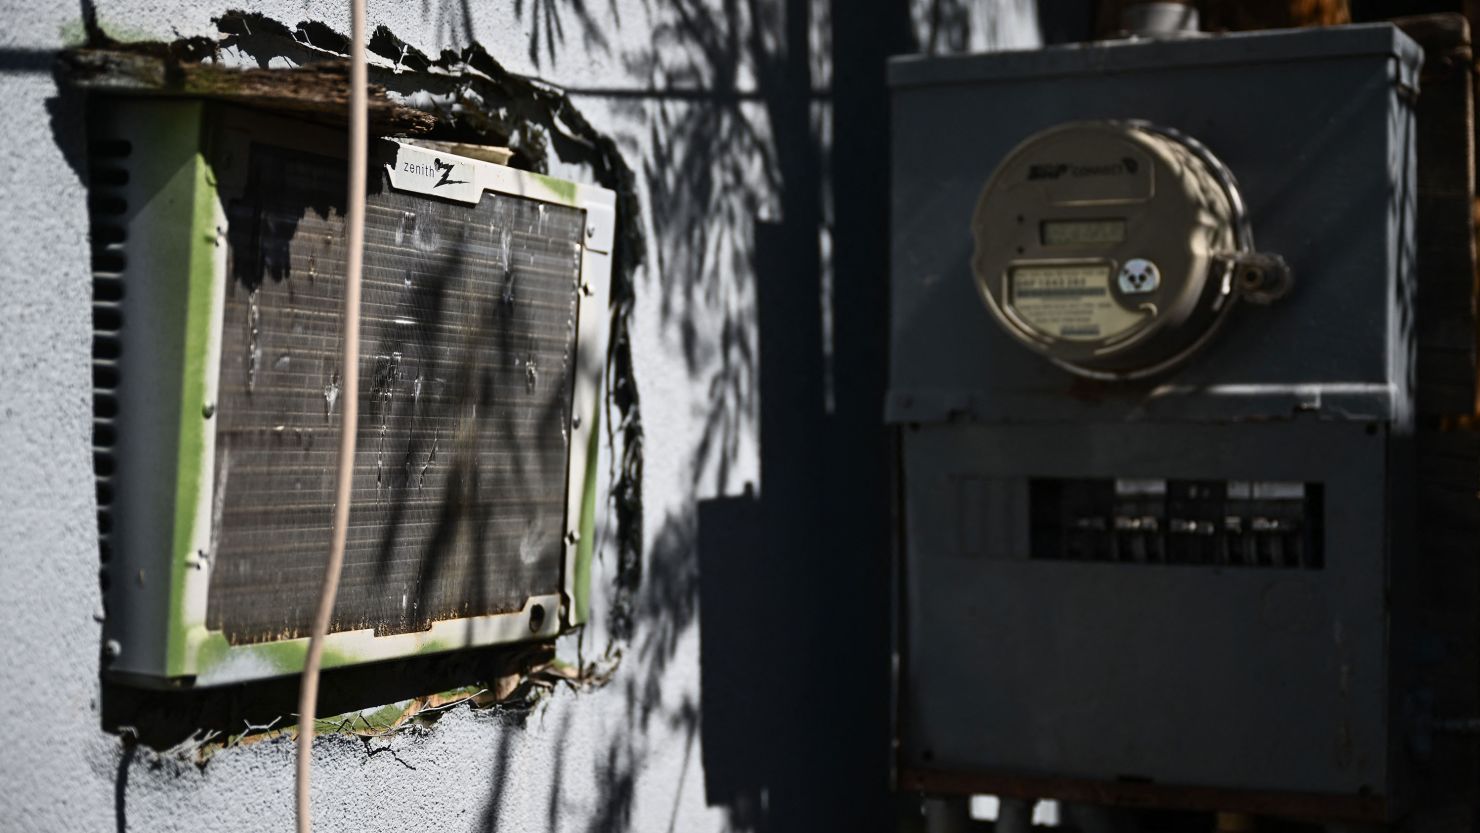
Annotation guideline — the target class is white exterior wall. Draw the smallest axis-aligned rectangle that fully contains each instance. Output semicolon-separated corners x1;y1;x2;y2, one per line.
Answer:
0;1;1043;830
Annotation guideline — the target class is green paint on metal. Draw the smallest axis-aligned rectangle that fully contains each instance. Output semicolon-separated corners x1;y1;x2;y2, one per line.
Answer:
411;639;461;659
165;106;216;676
194;627;364;679
574;393;602;623
530;171;580;204
194;630;304;675
127;100;214;678
192;630;232;673
192;622;487;680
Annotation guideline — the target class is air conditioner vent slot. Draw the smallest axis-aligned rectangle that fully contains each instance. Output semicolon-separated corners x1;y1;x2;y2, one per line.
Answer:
88;135;130;589
205;144;587;643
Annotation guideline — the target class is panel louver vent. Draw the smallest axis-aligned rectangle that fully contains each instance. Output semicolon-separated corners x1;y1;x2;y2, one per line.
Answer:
89;137;131;579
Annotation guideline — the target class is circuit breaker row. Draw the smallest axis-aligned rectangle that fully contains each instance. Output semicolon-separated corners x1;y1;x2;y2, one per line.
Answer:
1029;478;1323;568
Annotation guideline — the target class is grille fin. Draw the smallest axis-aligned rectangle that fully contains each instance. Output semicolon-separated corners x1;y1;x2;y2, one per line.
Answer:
206;145;584;643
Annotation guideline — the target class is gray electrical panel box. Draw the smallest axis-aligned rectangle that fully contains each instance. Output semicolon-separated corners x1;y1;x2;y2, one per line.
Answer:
889;24;1434;819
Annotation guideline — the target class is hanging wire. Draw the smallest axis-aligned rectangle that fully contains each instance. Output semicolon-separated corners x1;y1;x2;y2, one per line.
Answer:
295;0;367;827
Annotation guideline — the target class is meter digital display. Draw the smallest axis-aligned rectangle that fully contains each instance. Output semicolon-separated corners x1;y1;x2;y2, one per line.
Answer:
970;121;1286;379
1041;219;1127;246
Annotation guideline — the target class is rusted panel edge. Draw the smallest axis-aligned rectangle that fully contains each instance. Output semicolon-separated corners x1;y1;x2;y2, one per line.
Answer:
898;767;1389;823
1395;14;1480;418
56;48;436;135
1394;13;1473;67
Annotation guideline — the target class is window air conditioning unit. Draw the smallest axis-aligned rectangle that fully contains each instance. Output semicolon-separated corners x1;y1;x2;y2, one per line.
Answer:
91;99;614;687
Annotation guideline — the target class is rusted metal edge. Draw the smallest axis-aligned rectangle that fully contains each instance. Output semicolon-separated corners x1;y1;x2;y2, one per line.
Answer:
1393;13;1473;66
1394;15;1480;420
57;48;436;135
898;767;1388;823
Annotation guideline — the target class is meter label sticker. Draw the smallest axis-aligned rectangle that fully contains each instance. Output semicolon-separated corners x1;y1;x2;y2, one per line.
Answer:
1009;264;1146;342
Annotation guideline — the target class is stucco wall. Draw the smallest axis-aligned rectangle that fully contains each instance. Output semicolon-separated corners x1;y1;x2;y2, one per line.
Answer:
0;1;1045;830
3;3;756;830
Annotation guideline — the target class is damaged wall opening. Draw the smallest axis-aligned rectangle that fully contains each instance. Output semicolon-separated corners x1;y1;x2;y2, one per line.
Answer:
69;12;646;751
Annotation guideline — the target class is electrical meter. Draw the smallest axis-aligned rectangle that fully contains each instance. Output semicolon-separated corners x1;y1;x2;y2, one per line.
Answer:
889;22;1449;821
971;121;1289;379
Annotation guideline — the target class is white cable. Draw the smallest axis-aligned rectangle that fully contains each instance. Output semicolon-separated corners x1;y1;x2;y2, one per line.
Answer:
295;0;367;828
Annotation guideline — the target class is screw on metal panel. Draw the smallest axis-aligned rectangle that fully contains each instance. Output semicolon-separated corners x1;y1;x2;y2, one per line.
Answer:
581;282;593;296
572;415;582;429
565;530;580;545
529;604;546;632
103;640;122;660
202;402;216;418
586;224;597;238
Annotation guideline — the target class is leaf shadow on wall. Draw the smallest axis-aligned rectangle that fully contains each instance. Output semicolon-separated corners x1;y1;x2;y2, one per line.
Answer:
55;0;1089;831
60;10;651;831
476;0;900;828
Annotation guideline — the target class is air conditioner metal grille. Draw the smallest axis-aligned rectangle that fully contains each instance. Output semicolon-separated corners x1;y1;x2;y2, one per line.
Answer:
206;144;584;643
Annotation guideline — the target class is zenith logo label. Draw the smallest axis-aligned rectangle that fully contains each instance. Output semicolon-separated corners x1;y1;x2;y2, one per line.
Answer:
401;157;468;188
1028;157;1139;181
432;158;467;188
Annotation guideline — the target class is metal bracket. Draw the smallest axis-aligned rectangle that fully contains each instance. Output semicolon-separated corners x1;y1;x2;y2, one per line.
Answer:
1222;252;1293;305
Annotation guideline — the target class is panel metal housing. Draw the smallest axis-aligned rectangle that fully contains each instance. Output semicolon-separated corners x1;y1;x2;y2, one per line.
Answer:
889;24;1426;818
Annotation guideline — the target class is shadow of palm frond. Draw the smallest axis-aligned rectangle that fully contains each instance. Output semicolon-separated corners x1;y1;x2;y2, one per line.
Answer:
633;0;826;494
476;0;623;68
